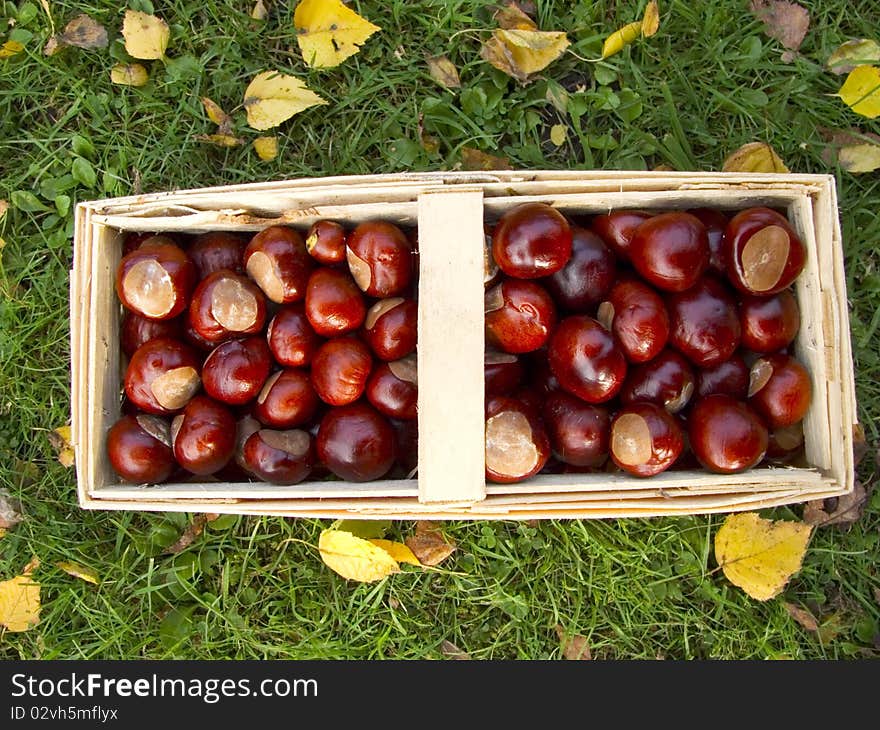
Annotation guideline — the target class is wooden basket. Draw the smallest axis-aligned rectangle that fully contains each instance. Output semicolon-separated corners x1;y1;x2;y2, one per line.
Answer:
70;171;857;519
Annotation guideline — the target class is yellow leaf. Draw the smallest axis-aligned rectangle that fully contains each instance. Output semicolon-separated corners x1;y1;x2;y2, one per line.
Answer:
253;136;279;161
48;425;74;468
494;3;538;31
837;142;880;173
826;39;880;75
0;40;25;58
122;9;169;60
60;14;108;49
196;134;244;148
243;70;327;131
318;530;399;582
722;141;790;172
426;55;461;90
368;539;421;566
201;97;230;128
110;63;149;87
601;21;642;59
0;574;40;632
641;1;660;37
293;0;381;69
550;124;568;146
714;512;813;601
252;0;269;21
0;199;7;220
461;146;512;171
490;29;569;79
836;65;880;119
56;561;99;585
0;528;6;540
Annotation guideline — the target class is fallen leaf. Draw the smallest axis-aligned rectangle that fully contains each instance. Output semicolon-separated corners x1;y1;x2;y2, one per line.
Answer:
43;36;61;56
0;529;6;540
162;514;217;555
819;126;880;168
749;0;809;62
0;200;6;219
481;28;569;82
22;556;40;576
253;136;278;161
56;561;99;585
601;21;642;59
48;425;74;468
0;40;25;58
426;55;461;90
722;141;790;173
59;14;108;49
110;63;149;87
852;423;867;466
0;573;40;632
784;602;819;632
251;0;269;21
837;142;880;172
335;519;391;539
802;481;869;528
201;97;231;130
122;10;170;60
816;612;844;644
0;489;23;530
293;0;381;69
318;529;399;582
440;640;471;660
641;1;660;38
405;522;456;567
243;70;327;131
835;65;880;119
826;39;880;75
461;146;512;171
418;115;440;154
555;624;592;660
367;539;421;566
715;512;813;601
544;81;569;113
494;2;537;31
550;124;567;146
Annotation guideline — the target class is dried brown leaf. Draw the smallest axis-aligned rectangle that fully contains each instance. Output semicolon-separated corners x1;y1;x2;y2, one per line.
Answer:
0;489;23;530
494;2;537;31
60;14;108;49
43;35;61;56
816;612;844;644
461;146;512;171
555;624;592;660
405;522;456;566
196;134;245;148
426;54;461;90
48;425;74;468
162;514;217;555
749;1;809;59
853;423;867;466
802;481;869;528
440;640;471;660
784;602;819;632
251;0;269;21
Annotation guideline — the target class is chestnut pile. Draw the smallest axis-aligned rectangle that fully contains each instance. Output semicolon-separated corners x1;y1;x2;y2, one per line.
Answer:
108;221;419;485
483;202;812;483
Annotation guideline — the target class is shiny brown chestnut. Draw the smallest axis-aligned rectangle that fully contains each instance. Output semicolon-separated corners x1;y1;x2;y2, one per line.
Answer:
122;231;159;256
597;277;669;364
695;354;750;399
187;231;247;279
485;279;557;354
747;352;812;429
243;225;313;304
116;238;196;320
171;395;236;475
306;220;348;266
188;269;267;344
590;210;652;261
202;336;272;406
667;275;741;367
266;304;322;368
687;208;728;274
485;395;551;483
346;220;413;297
688;394;768;473
304;267;366;337
391;417;418;475
739;289;800;353
628;211;710;292
120;311;183;358
107;414;176;484
124;337;202;415
365;356;418;420
316;402;396;482
724;207;806;295
548;315;627;403
619;348;695;414
609;402;684;477
242;429;315;485
363;298;418;361
545;226;616;311
310;336;373;406
491;202;572;279
542;391;610;468
253;369;320;428
484;351;524;397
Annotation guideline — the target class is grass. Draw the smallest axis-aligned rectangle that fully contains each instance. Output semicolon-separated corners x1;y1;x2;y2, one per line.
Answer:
1;0;879;660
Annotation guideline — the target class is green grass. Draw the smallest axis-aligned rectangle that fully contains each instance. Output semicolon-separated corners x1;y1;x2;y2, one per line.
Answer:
1;0;879;659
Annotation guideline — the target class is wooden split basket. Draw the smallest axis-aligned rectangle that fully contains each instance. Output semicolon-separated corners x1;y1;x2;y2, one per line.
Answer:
70;171;857;519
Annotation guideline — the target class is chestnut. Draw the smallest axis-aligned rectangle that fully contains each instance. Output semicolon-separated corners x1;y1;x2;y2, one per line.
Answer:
187;231;247;279
484;225;501;288
609;402;684;477
171;395;236;475
346;220;413;297
107;414;175;484
365;356;418;420
739;289;800;353
316;402;396;482
304;266;366;337
628;211;709;292
202;336;272;406
391;417;419;474
233;414;262;474
266;303;322;368
548;315;627;403
542;391;610;468
667;275;741;367
695;354;749;399
525;350;561;396
242;429;315;485
484;395;551;483
491;202;572;279
243;225;313;304
724;207;806;295
124;337;202;415
120;311;183;358
310;336;374;406
620;348;695;414
306;220;348;266
253;369;320;428
188;269;267;344
765;422;805;463
484;351;524;396
590;210;651;261
747;352;812;428
686;207;728;274
688;394;769;473
116;238;196;320
597;277;669;363
122;231;159;256
363;297;418;361
485;279;557;354
545;226;616;311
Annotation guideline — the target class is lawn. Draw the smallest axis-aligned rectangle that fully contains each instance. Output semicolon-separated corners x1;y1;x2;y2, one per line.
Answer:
0;0;878;660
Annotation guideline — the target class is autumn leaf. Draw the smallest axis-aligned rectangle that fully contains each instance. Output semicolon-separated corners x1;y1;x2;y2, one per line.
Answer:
0;560;41;633
110;63;149;87
826;39;880;75
722;141;789;172
162;514;218;554
440;640;471;660
251;0;269;21
426;55;461;90
601;3;659;59
494;2;537;31
243;70;327;131
48;425;74;468
837;143;880;173
318;529;399;582
0;200;8;221
749;0;809;62
335;519;391;539
550;124;567;146
783;602;819;632
714;512;813;601
461;146;512;171
59;14;108;49
293;0;381;69
481;28;569;82
253;136;278;161
641;1;660;37
122;10;170;61
56;561;99;585
0;489;22;530
367;539;421;566
819;126;880;171
835;65;880;119
405;521;456;567
0;40;25;58
201;97;231;130
555;625;592;660
802;481;870;528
